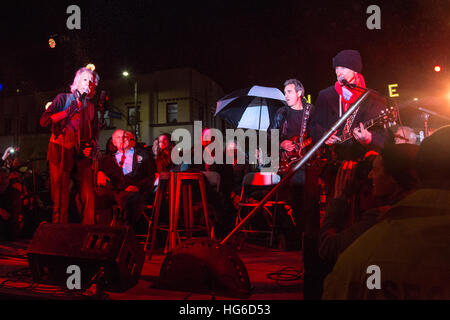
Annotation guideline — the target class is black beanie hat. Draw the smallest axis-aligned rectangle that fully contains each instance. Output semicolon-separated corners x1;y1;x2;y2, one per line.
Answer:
333;49;363;73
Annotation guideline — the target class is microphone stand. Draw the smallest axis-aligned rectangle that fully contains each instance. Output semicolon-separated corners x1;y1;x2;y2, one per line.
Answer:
221;88;373;245
418;107;450;137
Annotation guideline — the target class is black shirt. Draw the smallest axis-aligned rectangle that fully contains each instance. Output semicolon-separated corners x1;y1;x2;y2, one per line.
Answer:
284;107;305;140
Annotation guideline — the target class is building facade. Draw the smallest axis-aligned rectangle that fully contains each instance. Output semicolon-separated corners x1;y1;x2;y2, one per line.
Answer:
100;67;225;149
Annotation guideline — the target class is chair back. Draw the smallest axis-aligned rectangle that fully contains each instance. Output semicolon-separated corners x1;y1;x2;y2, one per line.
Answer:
242;172;280;186
201;171;221;192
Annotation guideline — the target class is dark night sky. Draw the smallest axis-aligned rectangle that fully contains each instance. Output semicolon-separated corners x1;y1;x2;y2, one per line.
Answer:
1;0;449;122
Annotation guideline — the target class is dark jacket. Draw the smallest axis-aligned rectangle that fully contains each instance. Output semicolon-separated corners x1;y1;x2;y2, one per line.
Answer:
99;148;156;194
322;189;450;299
40;93;100;170
309;86;388;160
40;93;99;143
318;198;382;263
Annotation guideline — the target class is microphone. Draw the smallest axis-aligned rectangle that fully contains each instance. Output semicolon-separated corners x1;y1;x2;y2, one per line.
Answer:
338;77;354;88
81;87;89;100
76;87;90;101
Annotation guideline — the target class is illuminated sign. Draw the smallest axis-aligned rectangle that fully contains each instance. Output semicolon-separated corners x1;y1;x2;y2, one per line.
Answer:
388;84;399;97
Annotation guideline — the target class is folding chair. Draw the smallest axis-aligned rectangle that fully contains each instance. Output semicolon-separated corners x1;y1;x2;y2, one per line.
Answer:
235;172;295;247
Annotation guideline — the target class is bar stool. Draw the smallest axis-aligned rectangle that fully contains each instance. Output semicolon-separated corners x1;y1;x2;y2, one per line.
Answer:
148;172;211;259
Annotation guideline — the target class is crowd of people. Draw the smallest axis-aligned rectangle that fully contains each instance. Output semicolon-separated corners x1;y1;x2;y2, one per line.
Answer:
1;50;449;299
0;146;50;240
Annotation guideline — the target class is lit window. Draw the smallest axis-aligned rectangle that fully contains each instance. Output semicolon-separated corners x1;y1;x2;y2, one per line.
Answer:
167;103;178;123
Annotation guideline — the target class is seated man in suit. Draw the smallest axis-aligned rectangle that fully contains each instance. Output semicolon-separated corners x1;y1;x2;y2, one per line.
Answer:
96;129;156;228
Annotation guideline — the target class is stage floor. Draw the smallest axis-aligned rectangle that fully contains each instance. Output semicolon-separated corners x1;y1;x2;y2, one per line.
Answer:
0;239;303;300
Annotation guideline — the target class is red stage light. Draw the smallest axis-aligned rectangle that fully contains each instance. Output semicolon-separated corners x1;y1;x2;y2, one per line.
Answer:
48;38;56;49
434;65;441;72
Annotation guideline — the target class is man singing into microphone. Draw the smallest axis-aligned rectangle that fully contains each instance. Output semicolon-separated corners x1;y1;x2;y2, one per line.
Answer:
309;49;388;161
40;67;100;224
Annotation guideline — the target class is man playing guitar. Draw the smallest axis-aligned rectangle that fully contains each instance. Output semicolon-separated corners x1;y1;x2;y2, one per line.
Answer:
269;79;314;248
309;49;388;161
305;50;389;300
273;79;314;176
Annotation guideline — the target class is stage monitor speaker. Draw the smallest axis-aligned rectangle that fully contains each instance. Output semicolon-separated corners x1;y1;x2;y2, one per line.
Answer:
157;238;251;298
27;223;145;292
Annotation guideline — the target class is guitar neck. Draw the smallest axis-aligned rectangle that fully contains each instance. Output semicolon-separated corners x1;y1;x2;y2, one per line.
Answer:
298;137;312;148
334;106;395;144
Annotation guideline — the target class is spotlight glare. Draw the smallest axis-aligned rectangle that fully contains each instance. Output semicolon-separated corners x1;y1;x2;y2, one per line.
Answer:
434;65;441;72
86;63;96;71
48;38;56;48
122;71;129;77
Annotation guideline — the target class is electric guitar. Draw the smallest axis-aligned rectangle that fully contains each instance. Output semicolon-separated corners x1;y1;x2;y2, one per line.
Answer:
278;136;312;175
335;107;397;144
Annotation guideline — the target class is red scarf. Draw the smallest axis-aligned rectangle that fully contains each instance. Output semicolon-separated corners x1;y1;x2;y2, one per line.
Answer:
334;73;366;113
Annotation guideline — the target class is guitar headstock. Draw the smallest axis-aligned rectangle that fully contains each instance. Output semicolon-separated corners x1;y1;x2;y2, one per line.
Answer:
379;107;398;128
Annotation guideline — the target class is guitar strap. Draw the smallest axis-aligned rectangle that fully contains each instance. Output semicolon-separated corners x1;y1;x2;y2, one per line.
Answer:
298;101;312;146
340;96;360;137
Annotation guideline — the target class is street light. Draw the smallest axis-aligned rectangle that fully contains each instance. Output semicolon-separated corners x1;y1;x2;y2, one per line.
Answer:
122;71;139;139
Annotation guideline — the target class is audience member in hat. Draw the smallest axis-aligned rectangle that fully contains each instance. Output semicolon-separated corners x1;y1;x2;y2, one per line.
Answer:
319;143;420;264
322;125;450;299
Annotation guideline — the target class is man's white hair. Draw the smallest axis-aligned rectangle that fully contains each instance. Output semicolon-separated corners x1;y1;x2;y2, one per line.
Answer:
70;67;100;94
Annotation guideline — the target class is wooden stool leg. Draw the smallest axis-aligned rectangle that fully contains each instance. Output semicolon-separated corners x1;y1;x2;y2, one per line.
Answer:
166;173;175;253
188;184;193;235
170;174;182;251
198;176;211;238
148;182;164;260
182;184;190;238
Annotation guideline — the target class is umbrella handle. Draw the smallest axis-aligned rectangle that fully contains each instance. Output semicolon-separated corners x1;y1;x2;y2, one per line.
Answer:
258;97;263;131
